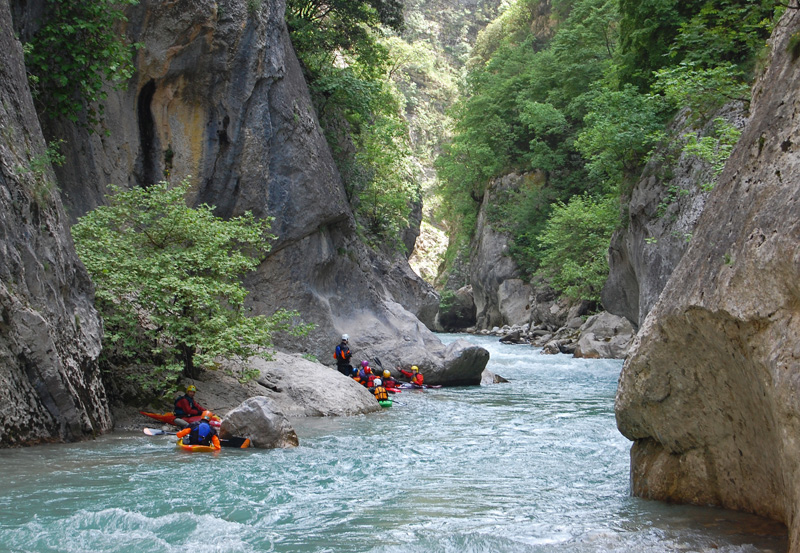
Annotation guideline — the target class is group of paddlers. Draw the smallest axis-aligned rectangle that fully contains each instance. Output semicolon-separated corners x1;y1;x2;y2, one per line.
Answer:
334;334;426;402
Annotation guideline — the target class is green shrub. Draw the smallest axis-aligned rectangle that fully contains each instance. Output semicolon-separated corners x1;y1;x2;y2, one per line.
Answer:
72;180;313;389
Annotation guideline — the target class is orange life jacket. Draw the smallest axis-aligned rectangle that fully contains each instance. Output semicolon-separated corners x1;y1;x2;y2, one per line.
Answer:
373;386;389;401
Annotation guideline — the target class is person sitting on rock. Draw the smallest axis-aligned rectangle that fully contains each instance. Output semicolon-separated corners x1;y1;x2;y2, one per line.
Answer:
176;411;220;449
173;384;207;428
371;379;390;402
334;334;354;376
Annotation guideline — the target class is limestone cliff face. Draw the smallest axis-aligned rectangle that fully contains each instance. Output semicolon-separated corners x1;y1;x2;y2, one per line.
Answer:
469;173;536;328
616;9;800;550
603;105;746;329
0;1;111;446
19;0;484;383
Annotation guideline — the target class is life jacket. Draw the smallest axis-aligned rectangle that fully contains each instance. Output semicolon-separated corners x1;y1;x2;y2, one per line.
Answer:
188;421;214;445
174;394;199;417
373;386;389;401
414;373;424;385
334;343;351;362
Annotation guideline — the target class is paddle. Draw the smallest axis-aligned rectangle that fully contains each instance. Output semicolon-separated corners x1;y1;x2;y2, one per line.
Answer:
143;428;251;448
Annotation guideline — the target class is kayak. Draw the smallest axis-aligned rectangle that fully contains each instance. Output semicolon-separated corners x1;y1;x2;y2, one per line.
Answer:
144;428;250;448
378;400;393;408
385;387;402;394
176;437;220;452
397;383;442;390
140;411;221;428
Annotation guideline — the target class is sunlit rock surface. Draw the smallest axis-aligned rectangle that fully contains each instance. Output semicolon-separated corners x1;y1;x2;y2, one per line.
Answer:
616;9;800;550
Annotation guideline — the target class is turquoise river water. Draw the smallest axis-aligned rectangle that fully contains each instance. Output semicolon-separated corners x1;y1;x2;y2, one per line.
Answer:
0;334;788;553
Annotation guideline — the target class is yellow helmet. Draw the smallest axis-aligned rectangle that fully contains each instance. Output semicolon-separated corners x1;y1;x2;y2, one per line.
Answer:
383;370;390;378
411;366;419;372
186;385;197;393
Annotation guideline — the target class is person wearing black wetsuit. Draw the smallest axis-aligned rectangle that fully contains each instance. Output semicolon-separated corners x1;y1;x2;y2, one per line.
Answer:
334;334;354;376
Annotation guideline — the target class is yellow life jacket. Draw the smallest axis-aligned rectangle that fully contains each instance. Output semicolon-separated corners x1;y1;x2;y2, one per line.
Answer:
373;386;389;401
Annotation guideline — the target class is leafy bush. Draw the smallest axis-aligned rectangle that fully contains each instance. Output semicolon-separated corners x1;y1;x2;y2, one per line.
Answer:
72;180;312;390
536;195;619;302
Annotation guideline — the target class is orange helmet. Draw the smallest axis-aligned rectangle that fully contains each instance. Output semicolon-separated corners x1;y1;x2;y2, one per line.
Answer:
201;410;212;421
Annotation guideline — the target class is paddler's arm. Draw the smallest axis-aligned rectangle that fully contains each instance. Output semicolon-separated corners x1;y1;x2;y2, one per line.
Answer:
212;435;221;450
176;428;190;438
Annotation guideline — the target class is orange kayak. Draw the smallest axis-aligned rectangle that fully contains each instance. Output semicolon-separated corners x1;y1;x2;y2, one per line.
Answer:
176;437;220;452
140;411;221;428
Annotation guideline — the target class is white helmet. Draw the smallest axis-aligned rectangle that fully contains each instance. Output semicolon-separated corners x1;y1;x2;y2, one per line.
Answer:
342;334;349;341
374;379;382;386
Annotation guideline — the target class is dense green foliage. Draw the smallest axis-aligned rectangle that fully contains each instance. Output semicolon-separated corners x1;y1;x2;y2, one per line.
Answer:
287;0;421;249
24;0;140;129
72;181;311;391
537;195;619;302
435;0;782;305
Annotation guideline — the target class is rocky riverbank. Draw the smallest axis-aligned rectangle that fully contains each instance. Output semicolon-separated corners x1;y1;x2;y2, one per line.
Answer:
460;310;635;360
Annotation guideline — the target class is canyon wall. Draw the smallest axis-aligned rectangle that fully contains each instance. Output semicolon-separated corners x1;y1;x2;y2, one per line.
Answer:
616;9;800;550
0;0;111;446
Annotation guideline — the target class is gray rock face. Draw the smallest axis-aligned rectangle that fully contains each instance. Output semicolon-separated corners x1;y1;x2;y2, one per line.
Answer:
616;10;800;550
221;397;299;449
573;312;634;359
603;105;747;329
469;173;534;329
248;352;381;417
0;2;111;446
17;0;482;389
437;285;477;331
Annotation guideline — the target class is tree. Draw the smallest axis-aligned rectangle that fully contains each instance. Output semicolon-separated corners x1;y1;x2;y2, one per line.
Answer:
71;180;311;388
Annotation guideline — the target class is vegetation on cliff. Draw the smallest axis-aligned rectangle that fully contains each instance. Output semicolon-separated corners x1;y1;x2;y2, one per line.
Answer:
435;0;781;305
23;0;140;129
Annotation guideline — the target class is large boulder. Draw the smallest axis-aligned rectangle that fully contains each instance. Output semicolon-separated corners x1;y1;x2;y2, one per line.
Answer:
220;397;299;449
573;312;635;359
616;9;800;551
0;2;111;446
248;352;381;417
343;301;489;386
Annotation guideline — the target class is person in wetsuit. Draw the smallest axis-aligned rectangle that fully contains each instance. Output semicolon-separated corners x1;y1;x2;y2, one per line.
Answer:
334;334;354;376
174;385;208;428
176;410;221;449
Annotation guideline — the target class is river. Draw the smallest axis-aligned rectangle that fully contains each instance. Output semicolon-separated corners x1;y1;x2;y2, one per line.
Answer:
0;334;787;553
